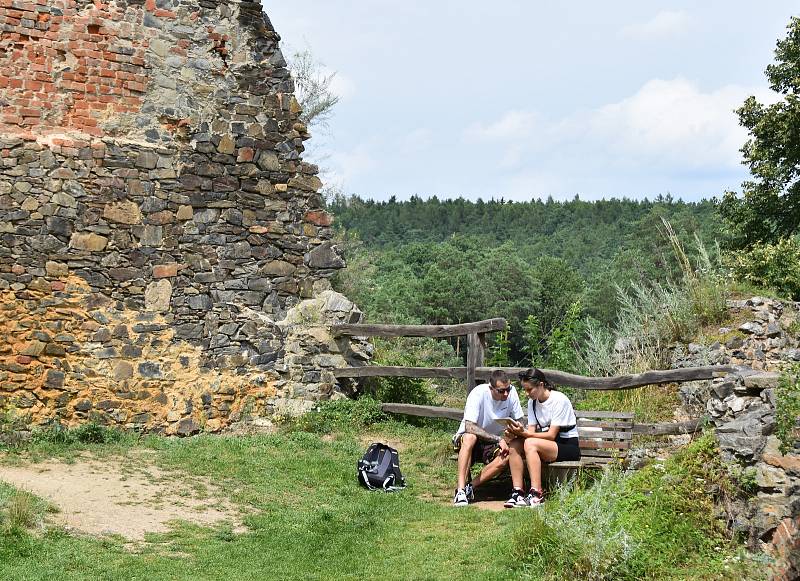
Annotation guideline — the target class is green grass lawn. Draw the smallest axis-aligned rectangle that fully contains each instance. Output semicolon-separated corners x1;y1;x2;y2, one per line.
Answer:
0;408;768;581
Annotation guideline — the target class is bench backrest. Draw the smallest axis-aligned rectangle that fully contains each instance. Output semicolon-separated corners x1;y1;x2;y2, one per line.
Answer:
575;410;633;465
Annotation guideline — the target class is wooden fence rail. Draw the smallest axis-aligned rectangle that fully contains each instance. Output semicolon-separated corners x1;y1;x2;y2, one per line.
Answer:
331;318;506;338
334;364;742;390
332;318;749;394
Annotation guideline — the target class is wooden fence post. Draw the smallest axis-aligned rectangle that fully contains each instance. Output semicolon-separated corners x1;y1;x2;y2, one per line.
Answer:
466;332;485;394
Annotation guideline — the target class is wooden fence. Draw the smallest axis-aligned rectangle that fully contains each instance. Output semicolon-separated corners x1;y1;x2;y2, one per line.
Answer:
332;317;738;392
331;317;741;436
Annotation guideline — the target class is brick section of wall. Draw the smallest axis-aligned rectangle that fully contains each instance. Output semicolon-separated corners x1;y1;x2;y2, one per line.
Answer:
0;0;149;138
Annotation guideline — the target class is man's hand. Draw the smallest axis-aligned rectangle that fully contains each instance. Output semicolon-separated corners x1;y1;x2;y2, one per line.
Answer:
498;438;510;458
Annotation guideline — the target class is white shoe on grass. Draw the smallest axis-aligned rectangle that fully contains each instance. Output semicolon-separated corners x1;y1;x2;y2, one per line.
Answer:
464;482;475;502
453;489;469;506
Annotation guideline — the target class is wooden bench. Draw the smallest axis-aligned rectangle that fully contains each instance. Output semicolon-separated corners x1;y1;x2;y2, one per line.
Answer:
542;410;633;486
549;410;634;469
452;410;634;483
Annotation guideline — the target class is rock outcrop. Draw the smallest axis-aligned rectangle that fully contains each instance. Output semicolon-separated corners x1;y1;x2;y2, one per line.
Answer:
675;297;800;577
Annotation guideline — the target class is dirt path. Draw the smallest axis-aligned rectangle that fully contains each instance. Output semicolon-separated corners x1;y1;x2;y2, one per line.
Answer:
0;454;243;540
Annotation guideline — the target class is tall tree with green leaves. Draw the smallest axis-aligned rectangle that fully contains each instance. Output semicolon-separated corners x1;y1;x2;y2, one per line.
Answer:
718;16;800;247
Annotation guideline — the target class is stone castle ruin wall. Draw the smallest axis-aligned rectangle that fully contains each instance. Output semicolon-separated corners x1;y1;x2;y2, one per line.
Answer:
0;0;365;434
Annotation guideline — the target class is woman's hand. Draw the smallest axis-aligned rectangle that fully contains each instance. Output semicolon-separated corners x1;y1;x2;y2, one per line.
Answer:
506;420;525;436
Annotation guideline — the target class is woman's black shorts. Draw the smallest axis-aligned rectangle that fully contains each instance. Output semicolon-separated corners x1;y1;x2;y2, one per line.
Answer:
554;437;581;462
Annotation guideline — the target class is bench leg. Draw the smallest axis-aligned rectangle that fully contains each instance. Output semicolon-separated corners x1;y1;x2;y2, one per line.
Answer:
543;464;579;489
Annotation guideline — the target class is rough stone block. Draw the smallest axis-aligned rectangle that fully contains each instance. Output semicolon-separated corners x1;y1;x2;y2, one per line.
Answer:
153;263;180;278
114;361;134;380
69;232;108;251
145;279;172;312
103;201;143;225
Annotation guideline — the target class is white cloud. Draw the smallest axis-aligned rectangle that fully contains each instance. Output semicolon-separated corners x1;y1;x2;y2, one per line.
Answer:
573;77;772;168
327;143;377;184
469;78;773;200
622;10;691;40
463;110;537;142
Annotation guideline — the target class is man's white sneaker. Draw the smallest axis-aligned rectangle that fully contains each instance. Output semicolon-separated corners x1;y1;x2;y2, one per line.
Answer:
464;482;475;502
503;489;528;508
453;489;469;506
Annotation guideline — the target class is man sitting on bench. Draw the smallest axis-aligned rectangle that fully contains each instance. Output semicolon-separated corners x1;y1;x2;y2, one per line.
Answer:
452;369;524;506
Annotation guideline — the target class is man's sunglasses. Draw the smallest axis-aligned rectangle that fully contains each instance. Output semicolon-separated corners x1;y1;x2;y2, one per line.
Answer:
492;386;512;395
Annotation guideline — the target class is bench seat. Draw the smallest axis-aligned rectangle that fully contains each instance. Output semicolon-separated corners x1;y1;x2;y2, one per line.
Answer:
547;410;633;470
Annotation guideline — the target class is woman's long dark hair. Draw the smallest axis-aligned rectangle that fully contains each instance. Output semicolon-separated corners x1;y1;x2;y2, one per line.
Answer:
518;367;554;389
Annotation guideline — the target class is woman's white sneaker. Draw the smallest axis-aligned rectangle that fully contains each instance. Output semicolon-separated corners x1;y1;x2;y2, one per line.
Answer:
503;489;528;508
526;488;544;507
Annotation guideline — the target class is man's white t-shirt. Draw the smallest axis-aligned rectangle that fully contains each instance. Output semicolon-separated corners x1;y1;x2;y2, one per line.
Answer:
527;390;579;439
456;383;524;437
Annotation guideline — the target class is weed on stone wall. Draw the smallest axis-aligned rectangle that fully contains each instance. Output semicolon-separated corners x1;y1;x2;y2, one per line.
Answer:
776;364;800;454
0;410;32;450
30;421;127;447
284;397;387;434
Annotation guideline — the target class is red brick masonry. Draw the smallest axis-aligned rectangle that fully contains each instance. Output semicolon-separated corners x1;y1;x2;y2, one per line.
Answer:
0;0;153;138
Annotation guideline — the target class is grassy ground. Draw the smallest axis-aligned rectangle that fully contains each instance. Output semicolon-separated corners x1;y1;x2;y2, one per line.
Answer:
0;408;767;581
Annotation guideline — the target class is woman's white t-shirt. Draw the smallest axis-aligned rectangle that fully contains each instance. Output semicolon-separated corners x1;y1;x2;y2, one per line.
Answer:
456;383;524;437
527;390;579;439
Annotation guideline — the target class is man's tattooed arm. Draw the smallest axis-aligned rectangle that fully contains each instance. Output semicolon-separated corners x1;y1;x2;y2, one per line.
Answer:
464;420;502;443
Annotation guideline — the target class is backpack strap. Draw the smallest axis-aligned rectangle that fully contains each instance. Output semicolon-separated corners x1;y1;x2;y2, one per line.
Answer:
359;468;378;490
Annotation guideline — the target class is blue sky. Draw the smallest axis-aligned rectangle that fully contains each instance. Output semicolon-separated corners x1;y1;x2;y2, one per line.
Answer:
263;2;798;202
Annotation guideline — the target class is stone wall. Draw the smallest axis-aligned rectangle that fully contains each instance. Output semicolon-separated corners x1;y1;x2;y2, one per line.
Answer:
675;297;800;578
0;0;355;434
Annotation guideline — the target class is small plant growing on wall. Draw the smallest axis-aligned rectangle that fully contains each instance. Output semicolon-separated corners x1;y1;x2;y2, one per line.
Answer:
776;364;800;455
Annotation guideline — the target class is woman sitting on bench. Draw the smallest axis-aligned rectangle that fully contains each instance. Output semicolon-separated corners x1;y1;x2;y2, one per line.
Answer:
503;368;580;508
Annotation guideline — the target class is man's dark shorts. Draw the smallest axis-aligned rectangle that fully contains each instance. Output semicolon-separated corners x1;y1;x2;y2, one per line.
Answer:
452;433;502;465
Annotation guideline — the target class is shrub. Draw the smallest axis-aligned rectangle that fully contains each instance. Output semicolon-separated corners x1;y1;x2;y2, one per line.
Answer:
31;421;124;446
367;336;460;405
727;236;800;300
0;486;50;536
579;222;729;375
510;435;750;580
5;493;36;531
511;470;636;580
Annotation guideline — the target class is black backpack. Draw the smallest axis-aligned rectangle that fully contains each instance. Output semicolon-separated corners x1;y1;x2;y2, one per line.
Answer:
357;442;406;492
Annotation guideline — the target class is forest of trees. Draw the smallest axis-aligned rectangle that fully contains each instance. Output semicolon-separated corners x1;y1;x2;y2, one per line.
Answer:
328;195;725;368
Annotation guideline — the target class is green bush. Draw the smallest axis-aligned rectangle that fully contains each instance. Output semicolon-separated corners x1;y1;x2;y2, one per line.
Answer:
367;336;460;405
579;223;730;374
31;421;124;446
727;236;800;300
510;435;751;580
372;378;434;405
0;484;53;536
287;397;387;434
511;470;635;580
